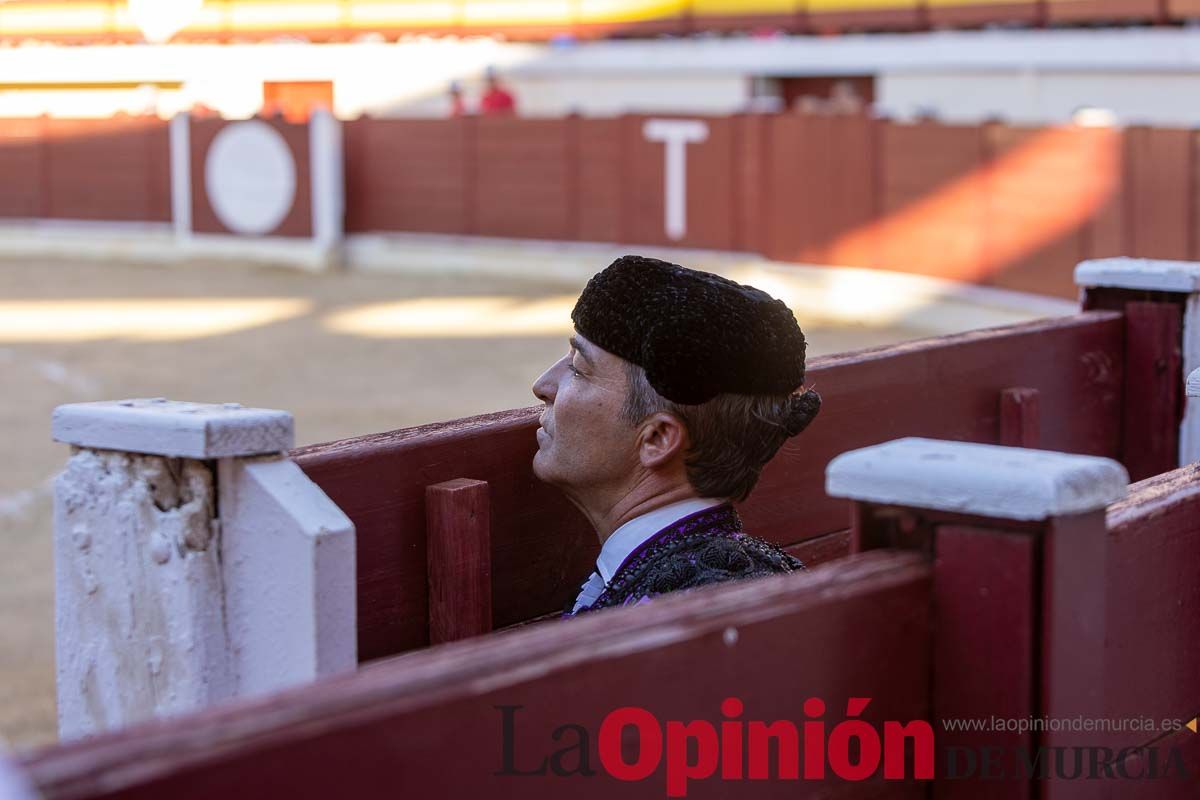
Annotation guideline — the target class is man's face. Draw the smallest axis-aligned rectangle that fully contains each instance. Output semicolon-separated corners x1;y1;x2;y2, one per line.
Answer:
531;333;639;495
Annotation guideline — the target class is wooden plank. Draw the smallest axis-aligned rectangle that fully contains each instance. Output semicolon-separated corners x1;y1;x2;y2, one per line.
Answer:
999;387;1040;447
1100;465;1200;755
876;120;988;282
22;552;932;800
1126;127;1193;261
749;312;1123;546
574;118;624;243
782;528;849;567
293;311;1123;661
1121;301;1183;480
474;117;571;240
42;117;171;223
426;478;492;644
343;118;469;235
934;525;1036;800
1039;509;1111;800
763;113;878;268
0;117;45;218
980;123;1089;300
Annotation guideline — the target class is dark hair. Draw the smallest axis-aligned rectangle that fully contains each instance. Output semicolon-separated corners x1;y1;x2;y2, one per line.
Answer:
621;362;821;502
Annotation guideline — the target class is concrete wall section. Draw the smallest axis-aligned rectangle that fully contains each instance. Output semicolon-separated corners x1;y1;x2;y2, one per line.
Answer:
879;71;1200;127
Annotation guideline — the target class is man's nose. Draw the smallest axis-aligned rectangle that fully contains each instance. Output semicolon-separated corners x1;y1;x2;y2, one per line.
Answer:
532;362;559;404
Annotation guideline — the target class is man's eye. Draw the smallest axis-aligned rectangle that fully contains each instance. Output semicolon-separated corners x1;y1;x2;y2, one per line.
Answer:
567;364;581;376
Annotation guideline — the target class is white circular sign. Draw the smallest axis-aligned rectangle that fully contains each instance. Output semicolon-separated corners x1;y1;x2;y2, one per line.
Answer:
205;121;297;236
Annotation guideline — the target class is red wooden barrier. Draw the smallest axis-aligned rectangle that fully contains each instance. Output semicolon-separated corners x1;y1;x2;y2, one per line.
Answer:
1120;301;1183;480
575;116;626;243
343;117;470;235
1082;286;1187;480
3;112;1200;300
1101;464;1200;770
981;123;1088;298
475;117;572;240
331;113;1197;300
731;113;770;254
835;436;1200;798
291;311;1123;662
764;112;878;267
1126;127;1193;261
0;118;45;217
877;120;989;281
37;117;171;223
20;551;933;799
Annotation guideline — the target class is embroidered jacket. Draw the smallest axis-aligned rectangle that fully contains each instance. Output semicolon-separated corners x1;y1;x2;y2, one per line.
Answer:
567;503;803;615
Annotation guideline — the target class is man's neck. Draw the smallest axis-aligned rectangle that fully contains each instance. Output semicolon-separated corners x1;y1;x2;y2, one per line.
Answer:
589;485;705;546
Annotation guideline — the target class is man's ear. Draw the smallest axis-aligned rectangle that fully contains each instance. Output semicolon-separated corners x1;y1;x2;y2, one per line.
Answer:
636;412;689;469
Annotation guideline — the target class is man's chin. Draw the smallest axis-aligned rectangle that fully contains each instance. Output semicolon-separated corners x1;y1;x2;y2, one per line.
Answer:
531;450;565;487
531;450;551;483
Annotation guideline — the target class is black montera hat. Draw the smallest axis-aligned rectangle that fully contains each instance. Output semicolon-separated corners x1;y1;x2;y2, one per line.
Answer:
571;256;818;434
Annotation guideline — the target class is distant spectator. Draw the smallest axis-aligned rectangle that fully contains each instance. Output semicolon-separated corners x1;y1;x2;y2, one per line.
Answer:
479;67;516;116
828;80;864;113
448;80;467;118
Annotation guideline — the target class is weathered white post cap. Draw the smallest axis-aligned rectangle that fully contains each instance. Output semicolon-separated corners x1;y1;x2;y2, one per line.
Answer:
52;398;294;458
0;751;35;800
1188;368;1200;399
826;437;1129;521
1075;257;1200;291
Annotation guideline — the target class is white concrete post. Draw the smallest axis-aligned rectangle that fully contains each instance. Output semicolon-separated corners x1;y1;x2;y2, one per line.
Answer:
826;437;1128;765
826;437;1129;522
309;108;345;265
51;399;355;741
0;749;36;800
1076;257;1200;465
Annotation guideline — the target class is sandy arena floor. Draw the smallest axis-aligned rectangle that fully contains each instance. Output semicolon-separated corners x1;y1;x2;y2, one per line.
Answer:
0;246;1073;752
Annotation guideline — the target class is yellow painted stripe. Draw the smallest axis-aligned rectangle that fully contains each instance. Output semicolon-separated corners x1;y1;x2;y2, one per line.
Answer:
692;0;796;15
577;0;687;24
462;1;573;26
809;0;915;12
927;0;1031;7
0;3;113;35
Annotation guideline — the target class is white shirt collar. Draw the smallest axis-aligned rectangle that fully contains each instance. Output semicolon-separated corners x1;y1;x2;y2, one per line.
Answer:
595;497;726;584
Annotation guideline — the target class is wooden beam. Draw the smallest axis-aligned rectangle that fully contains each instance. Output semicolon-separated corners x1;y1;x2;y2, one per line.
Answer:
426;478;492;644
1000;387;1040;448
22;552;931;800
1122;301;1182;480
